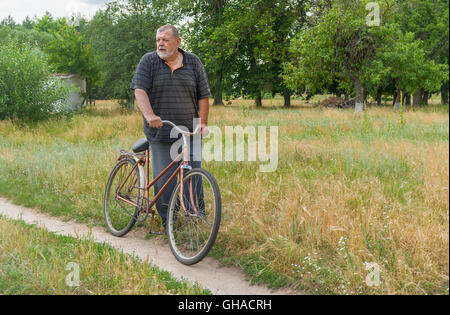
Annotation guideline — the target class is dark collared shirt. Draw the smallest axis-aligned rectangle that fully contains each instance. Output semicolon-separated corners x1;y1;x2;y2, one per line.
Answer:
131;48;211;142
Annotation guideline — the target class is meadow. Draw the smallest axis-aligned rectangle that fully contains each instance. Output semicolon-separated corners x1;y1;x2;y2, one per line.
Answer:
0;97;448;294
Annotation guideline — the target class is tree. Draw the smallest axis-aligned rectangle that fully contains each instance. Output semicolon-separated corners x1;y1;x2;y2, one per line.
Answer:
366;31;448;110
283;0;449;112
33;12;65;33
224;0;274;107
181;0;229;106
285;0;393;112
393;0;449;105
44;23;100;107
0;16;53;49
182;0;309;107
0;39;70;122
87;0;178;105
255;0;309;107
0;15;16;28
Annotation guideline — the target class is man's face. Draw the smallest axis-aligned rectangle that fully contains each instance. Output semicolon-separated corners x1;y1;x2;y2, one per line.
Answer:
156;30;180;60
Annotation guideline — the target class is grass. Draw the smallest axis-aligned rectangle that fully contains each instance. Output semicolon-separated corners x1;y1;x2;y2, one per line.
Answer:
0;216;209;294
0;98;448;294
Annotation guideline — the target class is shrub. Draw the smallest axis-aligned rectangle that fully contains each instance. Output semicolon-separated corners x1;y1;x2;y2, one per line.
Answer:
0;38;70;122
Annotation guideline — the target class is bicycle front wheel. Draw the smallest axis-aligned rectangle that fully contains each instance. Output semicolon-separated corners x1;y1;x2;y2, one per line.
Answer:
167;168;221;265
104;157;142;237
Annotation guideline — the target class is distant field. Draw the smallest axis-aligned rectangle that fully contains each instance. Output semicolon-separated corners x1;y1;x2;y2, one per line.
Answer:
0;98;448;294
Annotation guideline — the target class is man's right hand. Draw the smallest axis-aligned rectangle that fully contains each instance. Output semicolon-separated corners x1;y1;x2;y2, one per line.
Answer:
134;89;162;128
146;114;163;128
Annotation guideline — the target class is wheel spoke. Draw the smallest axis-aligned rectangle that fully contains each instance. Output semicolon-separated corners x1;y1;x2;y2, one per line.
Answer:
167;169;221;265
104;158;141;237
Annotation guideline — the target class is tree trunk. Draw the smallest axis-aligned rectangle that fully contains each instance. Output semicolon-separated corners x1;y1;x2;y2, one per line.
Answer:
413;89;423;106
255;92;262;107
376;88;382;106
283;92;291;108
393;89;401;111
441;82;449;105
352;76;364;113
80;80;92;109
212;69;224;106
213;93;223;106
422;91;429;106
212;0;225;106
405;93;411;106
401;88;407;105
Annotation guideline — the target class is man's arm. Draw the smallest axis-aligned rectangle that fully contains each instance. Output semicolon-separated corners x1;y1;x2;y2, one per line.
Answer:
198;97;209;136
134;88;162;128
198;97;209;125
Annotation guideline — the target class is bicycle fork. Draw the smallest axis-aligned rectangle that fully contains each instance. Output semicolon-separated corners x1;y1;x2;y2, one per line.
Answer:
145;149;163;235
179;146;199;217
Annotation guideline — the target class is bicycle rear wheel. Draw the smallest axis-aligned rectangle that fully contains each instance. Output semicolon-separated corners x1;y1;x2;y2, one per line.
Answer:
167;168;221;265
104;157;142;237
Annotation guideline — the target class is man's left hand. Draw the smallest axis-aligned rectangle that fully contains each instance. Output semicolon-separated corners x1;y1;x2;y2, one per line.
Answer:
197;123;209;137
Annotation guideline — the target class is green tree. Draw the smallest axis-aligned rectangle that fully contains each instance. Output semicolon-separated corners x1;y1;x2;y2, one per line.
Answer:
256;0;309;107
182;0;309;107
365;30;448;110
392;0;449;105
44;23;100;107
0;16;53;49
283;0;448;112
285;0;392;112
181;0;229;106
33;12;65;33
0;15;16;28
0;39;70;122
87;0;178;105
218;0;289;107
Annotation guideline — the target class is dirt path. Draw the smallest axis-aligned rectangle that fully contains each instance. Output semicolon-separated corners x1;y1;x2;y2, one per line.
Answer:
0;197;299;295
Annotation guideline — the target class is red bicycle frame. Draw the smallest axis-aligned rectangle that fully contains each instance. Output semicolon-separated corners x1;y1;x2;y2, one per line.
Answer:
115;143;198;222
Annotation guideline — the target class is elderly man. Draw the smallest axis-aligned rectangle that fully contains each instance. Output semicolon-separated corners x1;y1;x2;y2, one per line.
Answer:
130;24;211;229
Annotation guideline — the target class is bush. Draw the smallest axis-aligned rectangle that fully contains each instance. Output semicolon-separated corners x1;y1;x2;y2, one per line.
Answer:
0;38;70;122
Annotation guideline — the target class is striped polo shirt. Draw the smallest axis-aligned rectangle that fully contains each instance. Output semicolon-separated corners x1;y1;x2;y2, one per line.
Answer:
130;48;211;142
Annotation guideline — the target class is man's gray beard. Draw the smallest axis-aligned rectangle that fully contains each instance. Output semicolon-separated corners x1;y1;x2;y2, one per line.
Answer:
157;49;175;60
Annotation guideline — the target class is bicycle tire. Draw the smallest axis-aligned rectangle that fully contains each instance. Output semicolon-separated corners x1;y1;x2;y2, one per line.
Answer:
104;157;143;237
167;168;221;265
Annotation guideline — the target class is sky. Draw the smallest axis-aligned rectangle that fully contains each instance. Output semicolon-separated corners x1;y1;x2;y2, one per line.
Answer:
0;0;111;23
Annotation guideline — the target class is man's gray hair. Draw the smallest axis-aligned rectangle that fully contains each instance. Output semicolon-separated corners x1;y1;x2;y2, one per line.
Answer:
157;24;180;39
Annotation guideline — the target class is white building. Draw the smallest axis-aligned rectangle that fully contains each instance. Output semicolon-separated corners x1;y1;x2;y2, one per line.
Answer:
50;73;87;110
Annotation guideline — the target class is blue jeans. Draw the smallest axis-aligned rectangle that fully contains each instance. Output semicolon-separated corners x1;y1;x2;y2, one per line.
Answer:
149;139;201;226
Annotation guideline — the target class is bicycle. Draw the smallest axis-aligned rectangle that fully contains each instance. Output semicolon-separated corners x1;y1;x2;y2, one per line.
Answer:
103;120;221;265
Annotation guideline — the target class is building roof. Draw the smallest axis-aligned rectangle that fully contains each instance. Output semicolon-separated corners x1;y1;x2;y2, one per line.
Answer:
50;73;81;79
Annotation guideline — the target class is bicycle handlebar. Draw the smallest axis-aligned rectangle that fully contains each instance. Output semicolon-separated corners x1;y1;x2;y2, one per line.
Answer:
161;120;201;136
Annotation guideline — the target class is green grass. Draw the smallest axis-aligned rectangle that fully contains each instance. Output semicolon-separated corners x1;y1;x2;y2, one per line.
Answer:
0;216;210;295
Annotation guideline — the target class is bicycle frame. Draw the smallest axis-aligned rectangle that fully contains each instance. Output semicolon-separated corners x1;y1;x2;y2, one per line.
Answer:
115;135;199;220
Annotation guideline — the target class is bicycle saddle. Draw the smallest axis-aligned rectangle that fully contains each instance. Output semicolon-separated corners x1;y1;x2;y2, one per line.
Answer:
132;138;149;153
